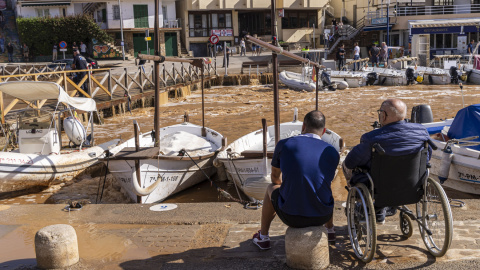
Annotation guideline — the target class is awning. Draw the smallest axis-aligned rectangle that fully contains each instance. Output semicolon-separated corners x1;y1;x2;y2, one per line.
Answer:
21;1;70;7
0;81;96;112
409;18;480;34
363;24;393;32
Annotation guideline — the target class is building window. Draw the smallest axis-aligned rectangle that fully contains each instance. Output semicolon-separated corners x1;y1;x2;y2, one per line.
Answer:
96;9;106;23
113;5;120;20
134;5;149;28
35;8;50;17
281;10;317;29
430;33;458;49
433;0;453;5
188;12;233;37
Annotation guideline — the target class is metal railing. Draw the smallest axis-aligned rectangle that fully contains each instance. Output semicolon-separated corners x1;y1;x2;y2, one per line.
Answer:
368;4;480;18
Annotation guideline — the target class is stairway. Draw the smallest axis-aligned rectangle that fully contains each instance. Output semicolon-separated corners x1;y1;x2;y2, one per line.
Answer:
0;8;23;63
327;17;366;60
105;42;132;60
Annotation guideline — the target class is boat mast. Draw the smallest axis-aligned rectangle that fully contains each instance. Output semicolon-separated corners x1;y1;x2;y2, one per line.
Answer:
271;0;280;144
153;0;160;146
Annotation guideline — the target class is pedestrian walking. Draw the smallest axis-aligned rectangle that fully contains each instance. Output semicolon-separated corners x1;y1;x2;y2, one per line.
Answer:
80;41;87;57
22;43;29;62
7;42;14;63
223;46;230;68
52;43;58;61
136;51;146;73
0;36;5;54
240;38;246;56
337;44;345;71
380;42;388;67
353;42;360;71
71;49;89;96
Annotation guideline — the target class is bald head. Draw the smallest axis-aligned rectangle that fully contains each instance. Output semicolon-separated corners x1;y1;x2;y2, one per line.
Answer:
303;110;326;135
380;99;407;125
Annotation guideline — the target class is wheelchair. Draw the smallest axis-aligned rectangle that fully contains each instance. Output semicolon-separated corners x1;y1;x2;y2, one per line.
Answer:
346;141;453;263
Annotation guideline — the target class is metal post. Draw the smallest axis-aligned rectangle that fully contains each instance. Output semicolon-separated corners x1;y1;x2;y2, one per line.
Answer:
118;0;125;61
224;41;227;76
315;67;319;110
271;0;280;144
154;0;160;145
201;63;206;137
133;120;141;203
387;0;390;46
313;24;315;49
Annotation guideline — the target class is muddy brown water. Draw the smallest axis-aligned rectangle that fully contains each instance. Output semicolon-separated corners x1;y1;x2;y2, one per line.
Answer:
1;83;480;205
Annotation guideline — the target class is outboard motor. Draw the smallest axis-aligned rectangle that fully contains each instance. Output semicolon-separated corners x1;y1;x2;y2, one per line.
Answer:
321;69;337;91
366;72;377;86
411;104;433;124
406;67;416;85
450;66;460;84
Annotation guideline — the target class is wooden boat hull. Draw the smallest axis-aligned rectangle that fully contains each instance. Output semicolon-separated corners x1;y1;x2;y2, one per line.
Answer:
105;123;224;203
0;140;119;193
216;121;344;200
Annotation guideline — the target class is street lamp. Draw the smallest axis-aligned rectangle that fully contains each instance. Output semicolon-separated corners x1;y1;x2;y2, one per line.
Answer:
118;0;125;61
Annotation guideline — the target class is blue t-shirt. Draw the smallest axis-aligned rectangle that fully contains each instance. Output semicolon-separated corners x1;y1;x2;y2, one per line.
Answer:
271;134;340;217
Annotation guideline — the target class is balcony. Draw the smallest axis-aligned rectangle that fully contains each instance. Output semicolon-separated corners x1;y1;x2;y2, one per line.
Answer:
163;19;181;28
396;4;480;16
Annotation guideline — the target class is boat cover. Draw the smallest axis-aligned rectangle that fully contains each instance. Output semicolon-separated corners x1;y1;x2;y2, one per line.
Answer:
0;81;96;112
447;104;480;150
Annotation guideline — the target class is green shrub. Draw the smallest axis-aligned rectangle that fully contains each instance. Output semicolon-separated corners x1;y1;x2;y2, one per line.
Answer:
17;14;113;56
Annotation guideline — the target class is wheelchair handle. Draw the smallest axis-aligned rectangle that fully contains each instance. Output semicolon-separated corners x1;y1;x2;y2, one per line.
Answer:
427;139;438;150
373;143;386;155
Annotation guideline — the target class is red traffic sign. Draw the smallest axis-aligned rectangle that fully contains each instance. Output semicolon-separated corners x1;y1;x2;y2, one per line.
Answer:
209;35;219;45
59;41;67;49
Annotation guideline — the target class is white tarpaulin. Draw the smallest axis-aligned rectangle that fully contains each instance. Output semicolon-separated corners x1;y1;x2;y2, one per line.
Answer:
0;81;96;112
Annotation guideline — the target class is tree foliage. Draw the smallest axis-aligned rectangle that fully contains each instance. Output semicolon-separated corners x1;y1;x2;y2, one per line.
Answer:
17;14;113;56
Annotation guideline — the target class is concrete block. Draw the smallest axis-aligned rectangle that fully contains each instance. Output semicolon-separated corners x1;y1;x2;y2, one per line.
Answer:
285;226;329;270
35;224;79;269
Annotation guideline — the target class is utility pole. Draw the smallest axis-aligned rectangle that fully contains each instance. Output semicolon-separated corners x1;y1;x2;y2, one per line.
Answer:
387;0;390;46
271;0;280;144
153;0;160;145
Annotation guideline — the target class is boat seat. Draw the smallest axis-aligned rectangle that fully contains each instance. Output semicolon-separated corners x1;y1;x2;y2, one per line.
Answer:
240;150;274;159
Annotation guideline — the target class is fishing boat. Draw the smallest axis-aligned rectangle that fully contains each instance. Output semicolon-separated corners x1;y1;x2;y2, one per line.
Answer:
0;81;118;193
215;110;344;200
104;121;225;203
422;104;480;195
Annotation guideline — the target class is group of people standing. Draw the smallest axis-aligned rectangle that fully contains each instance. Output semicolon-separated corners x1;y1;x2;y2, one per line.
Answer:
336;42;389;70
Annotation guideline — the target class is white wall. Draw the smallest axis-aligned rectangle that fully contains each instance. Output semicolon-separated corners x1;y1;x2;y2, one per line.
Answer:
16;5;75;18
106;0;173;29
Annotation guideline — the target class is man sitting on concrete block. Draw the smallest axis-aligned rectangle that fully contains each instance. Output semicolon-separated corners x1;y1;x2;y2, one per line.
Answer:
252;110;340;250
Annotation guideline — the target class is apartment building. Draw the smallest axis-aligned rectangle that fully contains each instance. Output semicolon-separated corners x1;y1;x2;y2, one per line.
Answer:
331;0;480;57
177;0;331;57
14;0;182;58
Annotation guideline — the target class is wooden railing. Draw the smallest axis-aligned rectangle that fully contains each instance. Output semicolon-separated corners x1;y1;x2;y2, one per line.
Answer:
0;59;217;123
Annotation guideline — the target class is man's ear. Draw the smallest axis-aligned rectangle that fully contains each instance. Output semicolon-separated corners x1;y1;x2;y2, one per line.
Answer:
301;122;306;133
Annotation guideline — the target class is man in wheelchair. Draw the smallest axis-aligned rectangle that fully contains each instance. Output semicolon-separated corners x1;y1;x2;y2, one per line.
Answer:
342;99;432;224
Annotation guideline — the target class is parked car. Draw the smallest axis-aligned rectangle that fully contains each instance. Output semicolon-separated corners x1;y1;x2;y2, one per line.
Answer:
48;57;100;70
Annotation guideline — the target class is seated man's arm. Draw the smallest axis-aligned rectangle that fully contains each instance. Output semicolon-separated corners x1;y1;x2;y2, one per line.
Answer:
271;166;282;185
344;135;372;170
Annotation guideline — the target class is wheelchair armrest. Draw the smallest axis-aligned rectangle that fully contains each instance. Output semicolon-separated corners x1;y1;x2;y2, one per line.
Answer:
373;143;386;155
427;139;438;150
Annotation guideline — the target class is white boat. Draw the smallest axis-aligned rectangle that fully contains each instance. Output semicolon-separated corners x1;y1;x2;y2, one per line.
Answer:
329;70;367;88
423;104;480;195
279;70;316;92
0;81;118;193
464;63;480;85
215;117;344;200
365;67;407;86
104;122;225;203
410;66;451;85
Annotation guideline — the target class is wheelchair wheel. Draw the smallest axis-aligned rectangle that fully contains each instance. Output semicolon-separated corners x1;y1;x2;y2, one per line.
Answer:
399;212;413;238
416;177;453;257
346;183;377;263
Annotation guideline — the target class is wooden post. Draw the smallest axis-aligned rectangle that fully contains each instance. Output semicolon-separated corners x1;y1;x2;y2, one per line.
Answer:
172;63;176;84
262;118;267;159
315;66;319;111
57;112;62;150
0;79;4;125
163;64;166;87
138;66;143;92
154;0;161;146
124;67;128;94
87;70;92;97
108;69;113;99
271;0;280;144
133;120;142;203
63;72;68;93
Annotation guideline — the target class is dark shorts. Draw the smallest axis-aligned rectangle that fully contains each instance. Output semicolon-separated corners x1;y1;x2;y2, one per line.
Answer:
370;56;379;63
271;188;332;228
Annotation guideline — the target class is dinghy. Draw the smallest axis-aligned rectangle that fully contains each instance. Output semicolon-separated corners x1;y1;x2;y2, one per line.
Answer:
422;104;480;195
0;81;118;193
279;69;316;92
215;110;344;200
104;122;225;203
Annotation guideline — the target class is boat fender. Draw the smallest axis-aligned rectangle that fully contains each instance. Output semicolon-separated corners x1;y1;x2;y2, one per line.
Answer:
336;81;349;90
63;116;86;146
438;146;453;184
